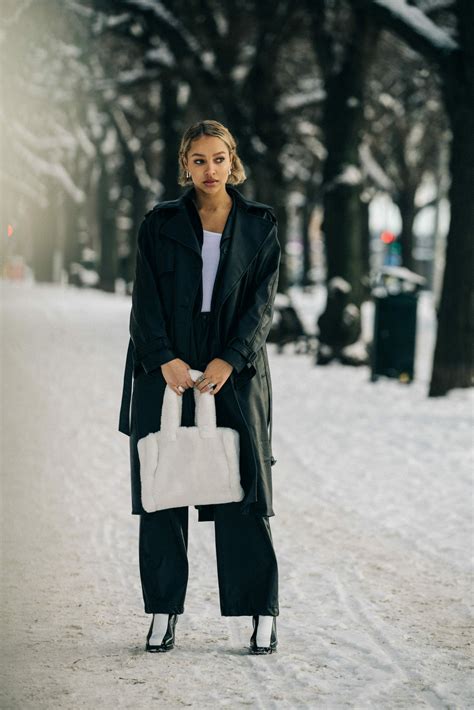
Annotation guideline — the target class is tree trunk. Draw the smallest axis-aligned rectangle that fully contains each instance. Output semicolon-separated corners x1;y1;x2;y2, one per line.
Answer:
429;0;474;394
63;200;82;278
97;154;116;293
32;207;55;282
32;180;55;282
250;160;289;293
161;79;184;200
274;187;289;293
301;197;318;288
396;189;417;272
429;81;474;395
346;0;474;393
360;197;371;294
127;186;148;286
320;11;379;308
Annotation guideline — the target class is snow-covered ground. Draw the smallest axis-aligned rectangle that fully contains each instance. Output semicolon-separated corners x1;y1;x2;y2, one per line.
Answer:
1;281;472;709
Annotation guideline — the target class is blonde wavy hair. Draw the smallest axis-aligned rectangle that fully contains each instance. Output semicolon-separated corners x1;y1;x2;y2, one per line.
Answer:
177;119;247;186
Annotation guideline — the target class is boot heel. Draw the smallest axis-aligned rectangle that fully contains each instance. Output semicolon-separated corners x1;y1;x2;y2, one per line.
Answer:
249;615;278;655
145;613;178;652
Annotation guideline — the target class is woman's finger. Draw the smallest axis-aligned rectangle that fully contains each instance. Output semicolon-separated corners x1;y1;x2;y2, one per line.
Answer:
182;365;194;389
194;373;209;391
198;379;214;393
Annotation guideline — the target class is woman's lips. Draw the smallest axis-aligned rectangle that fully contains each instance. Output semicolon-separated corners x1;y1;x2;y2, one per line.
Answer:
204;180;218;184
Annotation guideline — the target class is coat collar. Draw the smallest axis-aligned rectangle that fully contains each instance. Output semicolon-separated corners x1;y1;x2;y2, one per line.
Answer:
159;184;276;310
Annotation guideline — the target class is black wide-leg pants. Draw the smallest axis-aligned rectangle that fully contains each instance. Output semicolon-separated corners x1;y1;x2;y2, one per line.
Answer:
138;311;279;616
139;502;279;615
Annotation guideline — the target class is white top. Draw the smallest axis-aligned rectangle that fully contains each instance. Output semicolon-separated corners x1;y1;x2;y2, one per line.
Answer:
201;229;222;311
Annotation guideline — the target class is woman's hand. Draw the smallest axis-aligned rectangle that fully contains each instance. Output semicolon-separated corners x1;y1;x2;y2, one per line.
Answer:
161;358;195;396
194;358;233;395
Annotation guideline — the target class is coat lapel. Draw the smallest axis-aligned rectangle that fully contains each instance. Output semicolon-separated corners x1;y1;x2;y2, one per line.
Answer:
159;185;275;314
215;203;272;309
159;208;201;257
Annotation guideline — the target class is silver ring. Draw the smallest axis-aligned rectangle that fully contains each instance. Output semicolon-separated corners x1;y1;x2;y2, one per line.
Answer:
208;382;216;389
177;385;185;393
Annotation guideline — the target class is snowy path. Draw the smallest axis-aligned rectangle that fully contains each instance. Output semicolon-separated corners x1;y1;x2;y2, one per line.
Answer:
1;282;472;709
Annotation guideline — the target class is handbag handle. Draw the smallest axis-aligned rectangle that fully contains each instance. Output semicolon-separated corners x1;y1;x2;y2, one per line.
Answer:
160;369;217;441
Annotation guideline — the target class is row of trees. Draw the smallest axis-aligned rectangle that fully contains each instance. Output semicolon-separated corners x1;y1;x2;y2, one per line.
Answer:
1;0;472;396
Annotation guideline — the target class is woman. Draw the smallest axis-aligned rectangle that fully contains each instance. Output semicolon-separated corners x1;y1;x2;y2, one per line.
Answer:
118;119;281;655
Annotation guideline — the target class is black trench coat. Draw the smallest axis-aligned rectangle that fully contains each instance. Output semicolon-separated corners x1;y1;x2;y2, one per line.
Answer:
118;183;281;521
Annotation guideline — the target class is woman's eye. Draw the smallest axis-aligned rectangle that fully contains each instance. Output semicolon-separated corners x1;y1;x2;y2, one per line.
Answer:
194;158;224;164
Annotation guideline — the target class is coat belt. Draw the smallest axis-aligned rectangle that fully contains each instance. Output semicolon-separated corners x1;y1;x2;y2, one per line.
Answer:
118;338;134;436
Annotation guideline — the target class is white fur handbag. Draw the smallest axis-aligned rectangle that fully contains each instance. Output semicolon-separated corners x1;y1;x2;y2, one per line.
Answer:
138;369;244;513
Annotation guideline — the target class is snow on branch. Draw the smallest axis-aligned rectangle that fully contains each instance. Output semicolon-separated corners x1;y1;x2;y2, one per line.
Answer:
0;169;48;208
63;0;94;19
359;143;396;191
75;125;96;160
12;119;77;153
93;67;162;90
109;105;154;191
0;0;34;28
325;164;363;192
350;0;458;65
121;0;200;54
13;139;86;204
417;0;455;13
277;88;327;114
146;45;176;69
119;0;219;78
375;0;457;50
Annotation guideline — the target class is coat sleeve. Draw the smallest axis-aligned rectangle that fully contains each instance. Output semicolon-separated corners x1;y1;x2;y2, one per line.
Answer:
129;215;176;373
219;220;281;378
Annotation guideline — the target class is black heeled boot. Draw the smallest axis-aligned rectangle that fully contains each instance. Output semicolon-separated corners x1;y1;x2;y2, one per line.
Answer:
249;615;278;655
145;613;178;653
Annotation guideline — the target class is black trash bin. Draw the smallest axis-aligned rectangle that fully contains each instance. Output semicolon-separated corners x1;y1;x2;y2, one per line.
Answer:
370;266;426;383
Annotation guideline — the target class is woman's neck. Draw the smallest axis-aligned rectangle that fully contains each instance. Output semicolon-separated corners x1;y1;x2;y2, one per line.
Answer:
192;185;233;213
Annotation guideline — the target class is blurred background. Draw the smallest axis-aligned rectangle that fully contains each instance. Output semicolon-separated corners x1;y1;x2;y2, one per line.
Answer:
1;2;473;708
1;0;472;396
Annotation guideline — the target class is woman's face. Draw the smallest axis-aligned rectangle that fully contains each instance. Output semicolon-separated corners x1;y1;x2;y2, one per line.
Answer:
185;135;232;194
